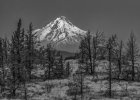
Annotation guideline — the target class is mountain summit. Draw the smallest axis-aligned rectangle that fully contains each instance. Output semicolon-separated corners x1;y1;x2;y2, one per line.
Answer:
34;16;87;52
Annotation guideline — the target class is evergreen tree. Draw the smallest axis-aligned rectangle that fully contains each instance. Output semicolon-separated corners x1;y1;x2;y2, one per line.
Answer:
0;38;4;93
85;31;93;74
79;30;105;75
79;37;87;73
25;23;36;79
126;32;139;81
44;44;55;79
115;40;123;79
66;61;70;77
9;19;25;97
54;53;64;79
0;38;9;93
106;34;117;98
67;64;87;100
92;31;105;74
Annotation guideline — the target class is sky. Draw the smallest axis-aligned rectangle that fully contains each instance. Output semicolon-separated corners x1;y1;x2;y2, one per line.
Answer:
0;0;140;44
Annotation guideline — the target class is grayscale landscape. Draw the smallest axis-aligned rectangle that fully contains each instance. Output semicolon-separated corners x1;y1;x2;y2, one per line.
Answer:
0;0;140;100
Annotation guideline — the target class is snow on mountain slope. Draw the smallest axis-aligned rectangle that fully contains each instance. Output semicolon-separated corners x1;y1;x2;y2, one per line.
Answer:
33;16;87;52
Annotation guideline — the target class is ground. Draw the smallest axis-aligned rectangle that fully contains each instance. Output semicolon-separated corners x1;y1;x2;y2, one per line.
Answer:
2;60;140;100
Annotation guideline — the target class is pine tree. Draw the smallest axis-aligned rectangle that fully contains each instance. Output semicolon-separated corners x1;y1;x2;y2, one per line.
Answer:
0;38;5;93
66;61;70;77
44;44;55;80
54;53;64;79
85;31;93;74
2;38;9;93
38;46;45;66
106;34;117;98
92;31;105;74
126;32;139;81
25;23;36;79
9;19;25;97
79;38;87;74
115;40;123;79
67;64;86;100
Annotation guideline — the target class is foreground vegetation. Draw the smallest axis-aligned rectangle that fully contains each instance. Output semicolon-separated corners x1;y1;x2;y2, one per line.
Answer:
0;19;140;100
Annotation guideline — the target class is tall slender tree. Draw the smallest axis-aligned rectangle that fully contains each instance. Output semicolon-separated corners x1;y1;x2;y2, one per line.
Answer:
126;32;139;81
79;37;87;73
79;31;92;74
54;53;64;79
106;34;117;98
66;61;70;77
115;40;123;79
0;38;4;93
10;19;25;97
0;38;9;93
92;31;105;74
25;23;36;79
86;31;93;74
44;44;55;79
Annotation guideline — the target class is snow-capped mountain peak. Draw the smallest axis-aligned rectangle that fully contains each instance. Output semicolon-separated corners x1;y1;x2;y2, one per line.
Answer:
34;16;87;52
